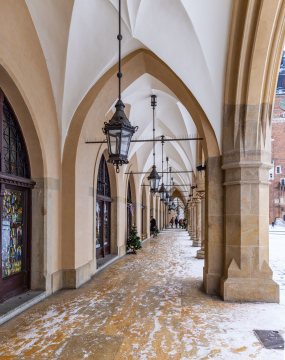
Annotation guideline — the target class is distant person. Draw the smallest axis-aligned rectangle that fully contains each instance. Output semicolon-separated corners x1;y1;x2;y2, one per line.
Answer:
272;220;275;228
181;219;184;228
184;218;187;229
170;217;174;228
150;216;157;237
179;219;182;228
175;217;178;228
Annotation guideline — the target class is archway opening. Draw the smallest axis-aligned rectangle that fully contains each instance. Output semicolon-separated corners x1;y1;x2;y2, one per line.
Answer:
0;89;35;302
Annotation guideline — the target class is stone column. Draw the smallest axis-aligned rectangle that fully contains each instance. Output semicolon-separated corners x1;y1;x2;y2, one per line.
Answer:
193;198;202;247
203;156;224;295
221;161;279;302
197;192;205;258
189;205;194;236
186;208;190;231
192;203;197;240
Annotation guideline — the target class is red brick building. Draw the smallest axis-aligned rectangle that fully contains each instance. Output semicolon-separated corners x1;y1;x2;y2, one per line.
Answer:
270;53;285;222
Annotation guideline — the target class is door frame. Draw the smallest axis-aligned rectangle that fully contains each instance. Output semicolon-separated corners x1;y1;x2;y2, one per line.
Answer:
96;194;112;259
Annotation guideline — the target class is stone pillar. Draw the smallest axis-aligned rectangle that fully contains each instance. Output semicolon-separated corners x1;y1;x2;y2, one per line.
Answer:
203;156;224;295
189;205;194;236
192;203;197;240
197;192;205;258
220;161;279;302
186;209;190;231
193;198;202;247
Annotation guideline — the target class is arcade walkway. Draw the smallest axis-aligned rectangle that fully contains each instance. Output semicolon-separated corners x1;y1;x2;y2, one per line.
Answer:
0;229;284;360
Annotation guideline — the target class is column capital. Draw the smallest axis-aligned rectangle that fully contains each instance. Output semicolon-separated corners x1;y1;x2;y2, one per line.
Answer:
196;191;205;199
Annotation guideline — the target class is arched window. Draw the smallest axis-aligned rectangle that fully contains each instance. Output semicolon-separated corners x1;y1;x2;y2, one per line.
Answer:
0;89;35;302
3;99;30;178
97;155;110;197
96;155;112;259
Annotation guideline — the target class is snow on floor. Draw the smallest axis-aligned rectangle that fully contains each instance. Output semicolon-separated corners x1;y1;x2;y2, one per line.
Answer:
0;228;283;359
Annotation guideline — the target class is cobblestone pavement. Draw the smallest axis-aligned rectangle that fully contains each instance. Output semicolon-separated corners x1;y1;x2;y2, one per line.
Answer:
0;229;284;359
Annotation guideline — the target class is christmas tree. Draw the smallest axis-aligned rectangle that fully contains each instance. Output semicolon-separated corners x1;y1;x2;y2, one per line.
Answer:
127;224;142;254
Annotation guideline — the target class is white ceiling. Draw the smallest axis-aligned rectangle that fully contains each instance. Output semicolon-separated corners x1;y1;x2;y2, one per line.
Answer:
25;0;233;191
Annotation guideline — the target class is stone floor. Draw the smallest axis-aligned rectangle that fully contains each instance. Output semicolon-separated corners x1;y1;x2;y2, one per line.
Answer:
0;228;284;359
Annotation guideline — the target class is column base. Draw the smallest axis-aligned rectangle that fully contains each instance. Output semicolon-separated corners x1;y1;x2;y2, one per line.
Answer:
192;238;201;247
221;277;279;303
196;247;205;259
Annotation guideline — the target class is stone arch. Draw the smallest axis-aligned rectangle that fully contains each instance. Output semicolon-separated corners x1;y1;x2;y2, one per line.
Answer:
61;48;221;290
0;64;50;293
219;0;284;302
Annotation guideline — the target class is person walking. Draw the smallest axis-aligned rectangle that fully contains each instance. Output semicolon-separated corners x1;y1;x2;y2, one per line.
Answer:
184;218;187;229
175;217;178;228
170;217;174;228
272;220;275;228
181;218;184;228
179;219;182;228
150;216;157;237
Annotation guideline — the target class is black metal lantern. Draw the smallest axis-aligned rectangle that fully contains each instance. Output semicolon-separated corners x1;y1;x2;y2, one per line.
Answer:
102;0;137;173
148;94;160;193
159;183;167;201
104;101;137;172
148;165;160;194
165;191;170;204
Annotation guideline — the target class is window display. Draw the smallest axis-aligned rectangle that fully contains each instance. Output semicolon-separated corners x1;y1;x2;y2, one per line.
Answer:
2;189;24;278
96;202;101;249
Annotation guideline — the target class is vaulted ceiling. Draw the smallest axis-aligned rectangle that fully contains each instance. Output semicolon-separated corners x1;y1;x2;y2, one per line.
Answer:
25;0;233;191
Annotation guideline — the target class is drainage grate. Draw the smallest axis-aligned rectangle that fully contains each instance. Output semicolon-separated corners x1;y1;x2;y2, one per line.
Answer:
253;330;284;350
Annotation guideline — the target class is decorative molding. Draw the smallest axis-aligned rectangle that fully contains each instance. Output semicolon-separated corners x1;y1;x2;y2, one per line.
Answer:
197;191;205;199
0;173;35;189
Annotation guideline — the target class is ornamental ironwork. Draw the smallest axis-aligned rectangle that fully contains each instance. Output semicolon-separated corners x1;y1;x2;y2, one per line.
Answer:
97;155;111;197
2;99;30;178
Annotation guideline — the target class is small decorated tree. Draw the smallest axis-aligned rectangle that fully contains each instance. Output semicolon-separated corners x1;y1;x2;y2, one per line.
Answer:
127;224;142;254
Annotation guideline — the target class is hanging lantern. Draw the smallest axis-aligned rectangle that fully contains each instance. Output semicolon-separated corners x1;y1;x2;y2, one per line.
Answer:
102;0;137;173
103;101;137;172
165;190;170;204
148;165;160;193
159;182;167;201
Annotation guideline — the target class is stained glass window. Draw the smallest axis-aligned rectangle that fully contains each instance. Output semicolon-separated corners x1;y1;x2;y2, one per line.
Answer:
2;99;30;178
2;189;24;278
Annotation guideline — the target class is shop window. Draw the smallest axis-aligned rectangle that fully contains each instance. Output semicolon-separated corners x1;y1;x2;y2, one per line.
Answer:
2;190;24;277
276;166;281;174
275;199;280;204
96;155;111;259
